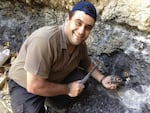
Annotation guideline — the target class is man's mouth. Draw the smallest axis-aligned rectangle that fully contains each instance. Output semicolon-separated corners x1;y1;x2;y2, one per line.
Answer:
74;33;82;41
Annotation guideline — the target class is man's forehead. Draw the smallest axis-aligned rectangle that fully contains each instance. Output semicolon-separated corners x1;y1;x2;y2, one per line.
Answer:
72;11;95;26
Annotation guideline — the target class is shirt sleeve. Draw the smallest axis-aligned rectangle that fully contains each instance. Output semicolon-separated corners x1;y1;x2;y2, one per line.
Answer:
24;36;53;79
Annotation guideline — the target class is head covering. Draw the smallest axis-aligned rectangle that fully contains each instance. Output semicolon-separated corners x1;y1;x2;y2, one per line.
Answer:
71;1;97;21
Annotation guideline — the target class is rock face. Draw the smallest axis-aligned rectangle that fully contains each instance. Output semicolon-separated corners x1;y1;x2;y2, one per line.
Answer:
12;0;150;32
101;0;150;32
0;0;150;113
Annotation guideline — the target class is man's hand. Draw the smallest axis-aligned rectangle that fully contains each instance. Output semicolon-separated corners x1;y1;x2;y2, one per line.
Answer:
67;80;85;97
101;76;119;90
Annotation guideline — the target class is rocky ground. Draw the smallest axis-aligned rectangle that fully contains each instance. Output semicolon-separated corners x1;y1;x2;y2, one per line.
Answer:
0;89;12;113
0;77;125;113
0;51;150;113
0;50;134;113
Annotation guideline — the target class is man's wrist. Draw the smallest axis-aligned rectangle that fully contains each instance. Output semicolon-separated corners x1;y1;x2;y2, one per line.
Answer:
63;84;70;95
99;75;106;83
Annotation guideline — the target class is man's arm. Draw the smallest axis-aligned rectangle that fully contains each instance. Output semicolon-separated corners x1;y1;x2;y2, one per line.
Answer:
86;63;118;90
86;63;104;82
26;72;84;97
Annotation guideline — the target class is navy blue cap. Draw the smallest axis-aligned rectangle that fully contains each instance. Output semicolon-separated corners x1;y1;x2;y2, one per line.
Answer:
71;1;97;21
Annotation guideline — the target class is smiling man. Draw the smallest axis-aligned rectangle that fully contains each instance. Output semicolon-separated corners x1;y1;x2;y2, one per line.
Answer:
8;1;118;113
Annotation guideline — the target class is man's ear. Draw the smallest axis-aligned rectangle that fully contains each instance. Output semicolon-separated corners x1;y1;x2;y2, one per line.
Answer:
65;16;70;22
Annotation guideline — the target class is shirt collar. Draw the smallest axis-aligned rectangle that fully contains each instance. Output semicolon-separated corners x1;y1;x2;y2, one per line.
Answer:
59;24;67;50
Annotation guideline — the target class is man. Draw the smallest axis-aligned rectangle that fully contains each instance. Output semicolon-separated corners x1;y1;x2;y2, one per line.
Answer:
8;1;118;113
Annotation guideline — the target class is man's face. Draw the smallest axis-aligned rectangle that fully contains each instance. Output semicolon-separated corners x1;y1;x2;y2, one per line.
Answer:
65;11;95;46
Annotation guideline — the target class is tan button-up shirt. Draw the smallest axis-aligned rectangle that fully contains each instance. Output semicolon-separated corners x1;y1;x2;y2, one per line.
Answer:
9;25;91;88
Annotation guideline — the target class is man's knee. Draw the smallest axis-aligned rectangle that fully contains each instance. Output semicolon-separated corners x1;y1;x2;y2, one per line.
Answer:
8;80;45;113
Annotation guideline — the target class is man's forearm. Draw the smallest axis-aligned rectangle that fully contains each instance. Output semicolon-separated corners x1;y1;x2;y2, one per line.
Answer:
34;81;69;96
27;72;69;96
91;68;105;83
86;63;104;83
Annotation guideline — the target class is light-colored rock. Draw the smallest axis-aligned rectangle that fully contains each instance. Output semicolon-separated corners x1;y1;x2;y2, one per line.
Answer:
0;90;12;113
0;100;11;113
101;0;150;32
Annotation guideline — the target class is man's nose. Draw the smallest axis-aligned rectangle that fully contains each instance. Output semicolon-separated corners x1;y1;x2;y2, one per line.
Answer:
78;26;85;34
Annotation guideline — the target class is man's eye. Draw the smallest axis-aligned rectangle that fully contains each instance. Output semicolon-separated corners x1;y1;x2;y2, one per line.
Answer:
85;25;92;31
75;21;81;26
